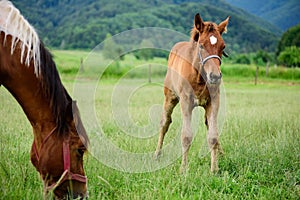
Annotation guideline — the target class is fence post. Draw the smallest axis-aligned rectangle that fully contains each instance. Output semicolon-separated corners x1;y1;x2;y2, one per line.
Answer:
80;57;84;72
266;61;269;77
148;64;151;83
255;66;258;85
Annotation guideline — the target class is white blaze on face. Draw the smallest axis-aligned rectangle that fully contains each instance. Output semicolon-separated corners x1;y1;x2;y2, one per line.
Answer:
210;35;217;45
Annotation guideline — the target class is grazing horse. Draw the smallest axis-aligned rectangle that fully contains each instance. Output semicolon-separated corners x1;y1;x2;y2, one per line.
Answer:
0;1;89;198
155;13;230;172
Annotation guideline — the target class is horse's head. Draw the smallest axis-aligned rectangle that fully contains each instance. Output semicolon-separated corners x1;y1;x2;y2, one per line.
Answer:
30;101;89;199
192;13;230;85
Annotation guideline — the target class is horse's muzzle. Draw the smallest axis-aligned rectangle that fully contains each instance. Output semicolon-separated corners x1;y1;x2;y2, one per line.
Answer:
208;72;222;84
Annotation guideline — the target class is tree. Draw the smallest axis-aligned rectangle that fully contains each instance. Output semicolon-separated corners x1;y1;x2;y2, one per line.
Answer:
276;23;300;56
278;46;300;67
253;50;271;66
254;50;272;78
134;39;155;60
235;54;251;64
102;33;122;60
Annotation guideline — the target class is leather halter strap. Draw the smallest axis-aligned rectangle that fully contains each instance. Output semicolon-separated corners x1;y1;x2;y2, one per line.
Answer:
46;138;87;191
198;45;222;66
32;127;87;192
196;44;222;85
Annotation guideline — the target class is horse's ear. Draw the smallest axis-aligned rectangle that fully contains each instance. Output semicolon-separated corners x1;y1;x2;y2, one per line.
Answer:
218;16;230;34
194;13;204;33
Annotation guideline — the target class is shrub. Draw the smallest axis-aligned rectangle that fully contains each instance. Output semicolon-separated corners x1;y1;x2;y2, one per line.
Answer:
235;55;251;64
277;46;300;67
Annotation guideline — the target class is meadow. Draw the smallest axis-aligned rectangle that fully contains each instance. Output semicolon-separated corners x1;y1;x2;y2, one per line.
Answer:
0;50;299;199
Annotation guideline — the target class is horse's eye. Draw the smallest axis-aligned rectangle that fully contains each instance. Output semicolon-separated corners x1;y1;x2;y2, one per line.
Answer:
222;46;229;57
77;148;85;157
223;51;229;58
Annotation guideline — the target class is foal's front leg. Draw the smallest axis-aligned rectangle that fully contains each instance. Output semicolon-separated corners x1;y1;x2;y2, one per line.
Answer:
205;94;221;172
179;93;194;173
155;87;178;159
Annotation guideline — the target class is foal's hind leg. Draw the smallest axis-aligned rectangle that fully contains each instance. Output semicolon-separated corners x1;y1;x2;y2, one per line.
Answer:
154;87;178;159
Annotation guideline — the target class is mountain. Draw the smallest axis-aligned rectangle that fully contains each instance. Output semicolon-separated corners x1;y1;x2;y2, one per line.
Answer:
11;0;281;53
225;0;300;31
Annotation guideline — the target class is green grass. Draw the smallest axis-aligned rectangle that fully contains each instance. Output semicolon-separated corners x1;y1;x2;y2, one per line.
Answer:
0;50;300;199
51;50;300;82
221;63;300;80
52;50;168;80
1;77;300;199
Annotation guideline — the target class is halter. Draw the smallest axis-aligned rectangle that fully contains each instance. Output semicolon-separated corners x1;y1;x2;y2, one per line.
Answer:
196;44;222;86
198;45;222;67
32;127;87;192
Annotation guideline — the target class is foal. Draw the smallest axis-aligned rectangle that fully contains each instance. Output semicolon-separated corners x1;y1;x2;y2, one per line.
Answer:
155;14;230;172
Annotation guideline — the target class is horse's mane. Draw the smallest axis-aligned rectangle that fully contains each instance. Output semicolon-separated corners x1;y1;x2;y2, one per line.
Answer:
40;46;88;143
0;0;41;76
0;1;88;142
39;41;70;134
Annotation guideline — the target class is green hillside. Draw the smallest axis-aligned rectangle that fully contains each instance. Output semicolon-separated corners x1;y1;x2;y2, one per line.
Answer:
12;0;281;53
225;0;300;31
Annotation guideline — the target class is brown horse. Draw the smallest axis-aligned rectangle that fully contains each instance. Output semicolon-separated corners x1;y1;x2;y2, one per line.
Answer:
155;14;230;172
0;1;89;198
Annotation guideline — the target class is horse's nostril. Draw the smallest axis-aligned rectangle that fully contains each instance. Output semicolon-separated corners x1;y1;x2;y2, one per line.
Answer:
209;72;222;80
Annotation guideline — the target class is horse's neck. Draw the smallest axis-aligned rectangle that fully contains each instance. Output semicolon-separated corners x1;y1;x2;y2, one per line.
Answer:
0;45;55;141
172;41;200;69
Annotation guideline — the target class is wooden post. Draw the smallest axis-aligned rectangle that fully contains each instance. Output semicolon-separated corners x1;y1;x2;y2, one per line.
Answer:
148;64;151;83
80;58;84;72
265;61;269;77
255;66;258;85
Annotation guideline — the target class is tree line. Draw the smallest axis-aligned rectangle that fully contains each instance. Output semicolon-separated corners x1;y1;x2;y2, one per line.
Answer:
14;0;281;53
276;23;300;67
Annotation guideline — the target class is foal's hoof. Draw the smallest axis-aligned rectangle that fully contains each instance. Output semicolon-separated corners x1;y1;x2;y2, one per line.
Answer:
154;150;161;160
210;166;219;174
179;165;188;175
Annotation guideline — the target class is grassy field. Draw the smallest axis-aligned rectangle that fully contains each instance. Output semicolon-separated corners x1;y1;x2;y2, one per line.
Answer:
50;50;300;81
0;50;300;199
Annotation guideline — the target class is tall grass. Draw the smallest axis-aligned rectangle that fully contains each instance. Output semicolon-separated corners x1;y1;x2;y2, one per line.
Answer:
52;50;300;84
1;50;299;199
1;76;299;199
222;63;300;80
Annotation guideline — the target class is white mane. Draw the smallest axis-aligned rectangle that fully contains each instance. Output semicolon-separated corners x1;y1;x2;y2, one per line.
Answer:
0;0;41;76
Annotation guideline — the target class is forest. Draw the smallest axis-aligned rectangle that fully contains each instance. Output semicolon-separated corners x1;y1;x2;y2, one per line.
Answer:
13;0;281;52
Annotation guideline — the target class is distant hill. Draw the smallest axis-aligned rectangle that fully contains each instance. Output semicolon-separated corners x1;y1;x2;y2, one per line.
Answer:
12;0;281;53
225;0;300;31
